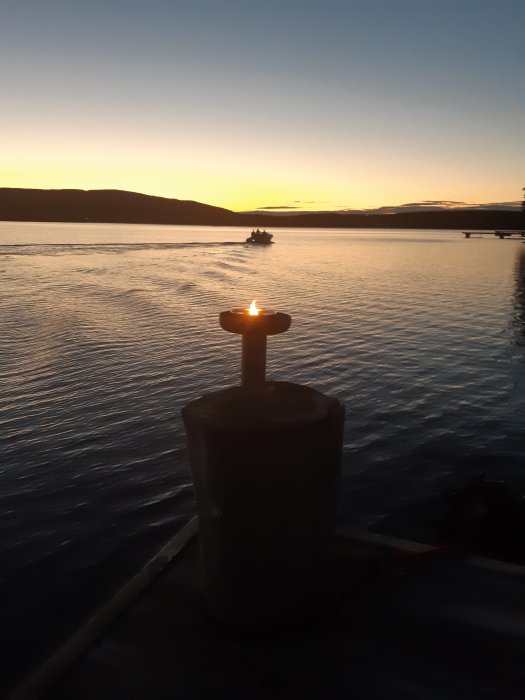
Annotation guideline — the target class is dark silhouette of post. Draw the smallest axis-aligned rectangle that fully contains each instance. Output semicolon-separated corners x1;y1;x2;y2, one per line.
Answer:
183;305;344;625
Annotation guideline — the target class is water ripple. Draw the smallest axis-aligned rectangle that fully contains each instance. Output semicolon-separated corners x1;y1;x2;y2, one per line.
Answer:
1;224;524;693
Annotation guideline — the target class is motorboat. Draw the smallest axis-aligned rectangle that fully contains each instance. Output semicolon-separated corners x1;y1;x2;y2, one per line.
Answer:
246;229;273;245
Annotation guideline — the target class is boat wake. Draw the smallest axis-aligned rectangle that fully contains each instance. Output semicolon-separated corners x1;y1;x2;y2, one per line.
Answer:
0;242;247;256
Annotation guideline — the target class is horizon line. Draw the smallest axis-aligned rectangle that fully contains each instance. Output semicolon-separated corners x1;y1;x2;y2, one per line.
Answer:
0;186;521;215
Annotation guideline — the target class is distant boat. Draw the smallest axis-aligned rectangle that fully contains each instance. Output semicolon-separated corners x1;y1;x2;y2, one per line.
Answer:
246;229;274;245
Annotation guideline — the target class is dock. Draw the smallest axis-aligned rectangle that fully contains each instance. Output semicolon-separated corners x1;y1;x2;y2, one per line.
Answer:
11;518;525;699
463;230;525;238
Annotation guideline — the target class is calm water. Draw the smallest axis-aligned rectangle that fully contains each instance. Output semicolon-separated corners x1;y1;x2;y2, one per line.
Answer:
1;222;524;689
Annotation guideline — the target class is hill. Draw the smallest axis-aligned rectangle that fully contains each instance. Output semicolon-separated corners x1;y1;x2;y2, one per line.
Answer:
0;188;236;226
0;188;522;230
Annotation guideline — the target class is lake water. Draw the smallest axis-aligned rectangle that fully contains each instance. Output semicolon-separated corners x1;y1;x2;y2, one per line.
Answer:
1;222;524;691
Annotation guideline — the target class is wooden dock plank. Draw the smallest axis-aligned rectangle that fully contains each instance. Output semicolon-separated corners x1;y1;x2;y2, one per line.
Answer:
39;530;525;700
10;517;198;700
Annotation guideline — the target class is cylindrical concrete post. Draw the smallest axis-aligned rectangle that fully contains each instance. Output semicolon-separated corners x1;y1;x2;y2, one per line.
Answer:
182;381;344;625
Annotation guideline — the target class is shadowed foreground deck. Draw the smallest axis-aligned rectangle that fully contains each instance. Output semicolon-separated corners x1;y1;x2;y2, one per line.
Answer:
22;522;525;699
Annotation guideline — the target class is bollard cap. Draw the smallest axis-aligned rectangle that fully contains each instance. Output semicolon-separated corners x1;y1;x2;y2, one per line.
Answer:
220;310;291;336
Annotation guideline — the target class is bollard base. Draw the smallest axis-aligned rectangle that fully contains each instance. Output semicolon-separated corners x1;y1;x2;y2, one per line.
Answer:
182;381;344;626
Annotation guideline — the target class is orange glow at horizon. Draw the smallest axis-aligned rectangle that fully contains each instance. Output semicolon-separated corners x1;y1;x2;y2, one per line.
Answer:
0;133;519;213
0;139;520;213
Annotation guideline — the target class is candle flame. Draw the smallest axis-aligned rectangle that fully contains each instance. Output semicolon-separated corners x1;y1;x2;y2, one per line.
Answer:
248;299;260;316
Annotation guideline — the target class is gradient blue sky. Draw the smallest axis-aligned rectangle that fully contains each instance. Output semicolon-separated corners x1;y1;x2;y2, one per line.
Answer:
1;0;523;210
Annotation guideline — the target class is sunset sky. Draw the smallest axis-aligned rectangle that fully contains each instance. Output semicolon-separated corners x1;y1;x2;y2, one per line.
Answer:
1;0;523;212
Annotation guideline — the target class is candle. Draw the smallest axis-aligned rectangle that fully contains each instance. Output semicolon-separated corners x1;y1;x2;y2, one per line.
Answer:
230;300;277;318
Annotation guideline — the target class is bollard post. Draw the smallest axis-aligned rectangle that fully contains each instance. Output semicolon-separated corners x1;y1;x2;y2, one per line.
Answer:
182;302;344;625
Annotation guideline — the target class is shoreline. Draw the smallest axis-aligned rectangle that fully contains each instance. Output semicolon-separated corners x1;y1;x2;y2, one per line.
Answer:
0;188;521;230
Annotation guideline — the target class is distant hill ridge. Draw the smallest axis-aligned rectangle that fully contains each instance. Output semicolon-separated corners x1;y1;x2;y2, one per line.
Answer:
0;188;522;230
0;188;235;225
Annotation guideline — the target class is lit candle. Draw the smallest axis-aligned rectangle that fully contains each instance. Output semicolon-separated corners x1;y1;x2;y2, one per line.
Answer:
231;300;276;318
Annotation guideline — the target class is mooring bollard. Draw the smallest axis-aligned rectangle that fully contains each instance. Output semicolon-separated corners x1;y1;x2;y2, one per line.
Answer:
182;301;344;625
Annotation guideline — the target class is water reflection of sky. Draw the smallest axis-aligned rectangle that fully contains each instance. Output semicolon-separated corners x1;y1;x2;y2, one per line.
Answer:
2;223;525;695
512;246;525;347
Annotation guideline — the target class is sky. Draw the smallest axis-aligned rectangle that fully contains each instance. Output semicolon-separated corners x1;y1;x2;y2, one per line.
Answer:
0;0;523;212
